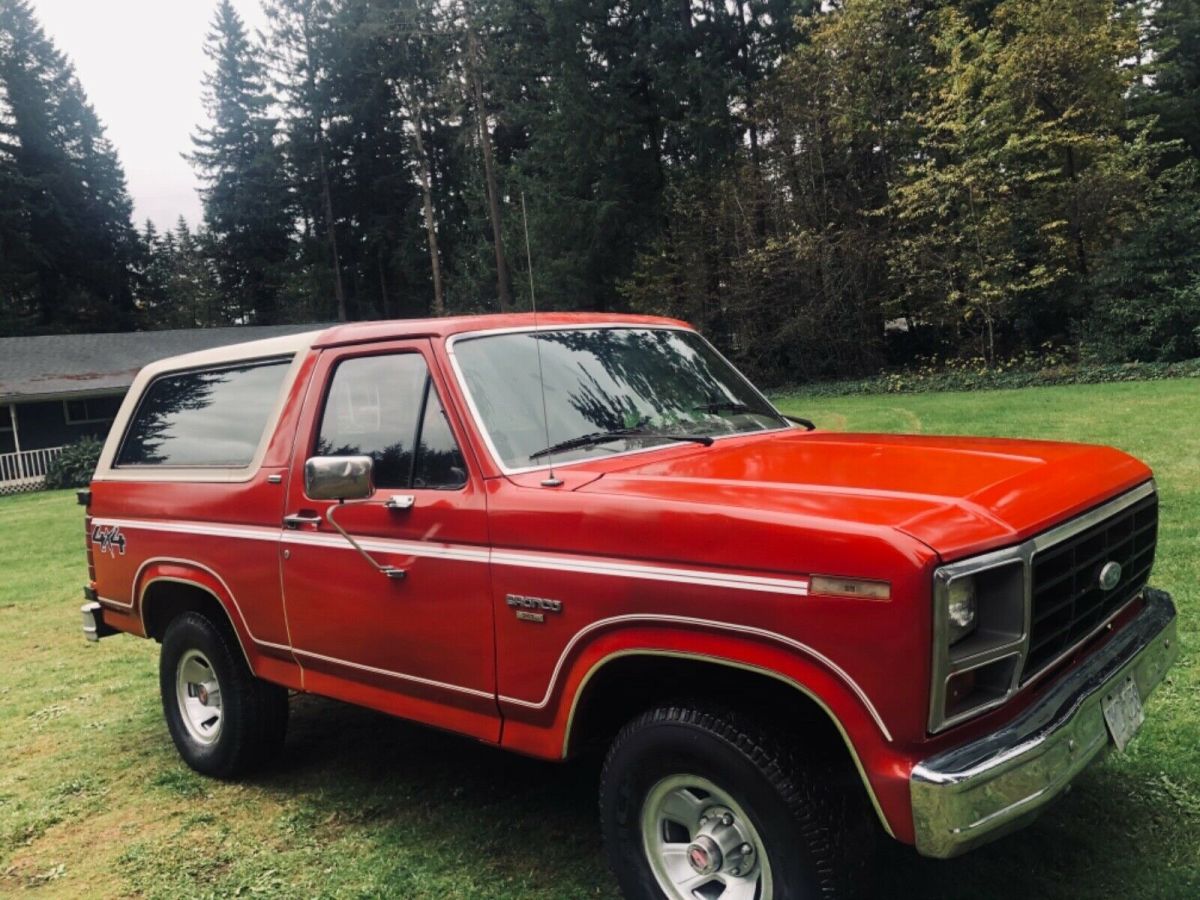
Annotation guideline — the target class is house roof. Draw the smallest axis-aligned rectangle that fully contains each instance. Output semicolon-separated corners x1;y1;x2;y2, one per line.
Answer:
0;314;691;403
0;324;324;402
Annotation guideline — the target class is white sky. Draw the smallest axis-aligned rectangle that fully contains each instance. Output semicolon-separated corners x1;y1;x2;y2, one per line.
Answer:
29;0;270;232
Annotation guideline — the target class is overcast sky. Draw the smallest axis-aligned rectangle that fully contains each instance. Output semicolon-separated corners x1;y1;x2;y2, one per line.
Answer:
29;0;269;232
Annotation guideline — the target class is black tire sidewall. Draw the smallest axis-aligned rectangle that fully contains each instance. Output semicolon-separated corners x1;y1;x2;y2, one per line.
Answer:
602;714;825;900
159;611;251;778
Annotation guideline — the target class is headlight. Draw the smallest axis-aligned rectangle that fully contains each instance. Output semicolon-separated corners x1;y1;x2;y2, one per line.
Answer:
946;577;977;645
930;558;1028;732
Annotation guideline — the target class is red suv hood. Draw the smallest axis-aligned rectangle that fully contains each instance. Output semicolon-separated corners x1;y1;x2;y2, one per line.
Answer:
577;430;1152;561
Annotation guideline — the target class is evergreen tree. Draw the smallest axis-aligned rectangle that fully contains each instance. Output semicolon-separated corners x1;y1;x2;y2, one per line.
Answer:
263;0;349;321
327;0;440;318
133;219;172;328
1138;0;1200;164
0;17;33;334
0;0;138;335
190;0;293;325
169;218;223;328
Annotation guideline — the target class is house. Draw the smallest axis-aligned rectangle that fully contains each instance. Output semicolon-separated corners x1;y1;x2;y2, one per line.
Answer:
0;324;321;494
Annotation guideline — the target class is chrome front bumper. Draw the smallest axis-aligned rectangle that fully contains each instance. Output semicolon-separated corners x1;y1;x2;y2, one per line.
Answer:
910;588;1178;858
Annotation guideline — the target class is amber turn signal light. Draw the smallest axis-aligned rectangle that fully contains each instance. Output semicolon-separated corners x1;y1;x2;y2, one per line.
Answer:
810;576;891;601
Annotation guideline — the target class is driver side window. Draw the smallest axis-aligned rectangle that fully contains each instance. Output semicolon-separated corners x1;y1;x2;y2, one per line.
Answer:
316;353;467;490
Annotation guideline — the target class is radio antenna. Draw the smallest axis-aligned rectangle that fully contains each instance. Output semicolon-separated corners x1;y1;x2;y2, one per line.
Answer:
522;191;561;487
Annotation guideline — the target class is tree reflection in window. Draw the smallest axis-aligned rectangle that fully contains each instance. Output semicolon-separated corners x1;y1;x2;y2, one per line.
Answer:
455;327;785;469
116;360;291;467
316;353;466;490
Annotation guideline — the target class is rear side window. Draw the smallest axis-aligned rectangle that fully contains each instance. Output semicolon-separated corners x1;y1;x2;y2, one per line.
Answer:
116;359;291;467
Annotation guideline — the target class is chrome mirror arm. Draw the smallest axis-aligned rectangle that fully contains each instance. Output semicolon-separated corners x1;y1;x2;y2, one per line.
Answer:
325;501;407;580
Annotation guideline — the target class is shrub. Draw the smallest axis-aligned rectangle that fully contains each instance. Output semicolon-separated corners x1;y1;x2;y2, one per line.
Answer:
44;436;104;489
1082;276;1200;363
771;352;1200;398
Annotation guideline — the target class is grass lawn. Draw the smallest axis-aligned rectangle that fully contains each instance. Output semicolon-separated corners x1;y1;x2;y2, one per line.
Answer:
1;378;1197;898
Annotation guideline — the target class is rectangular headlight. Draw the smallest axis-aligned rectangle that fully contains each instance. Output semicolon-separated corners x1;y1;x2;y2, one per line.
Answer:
946;577;977;644
930;555;1029;732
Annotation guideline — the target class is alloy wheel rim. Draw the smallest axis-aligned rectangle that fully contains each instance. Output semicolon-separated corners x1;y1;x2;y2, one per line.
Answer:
641;773;772;900
175;648;223;745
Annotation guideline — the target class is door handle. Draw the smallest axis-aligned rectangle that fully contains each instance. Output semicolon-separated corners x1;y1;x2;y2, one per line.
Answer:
384;494;416;510
283;512;322;529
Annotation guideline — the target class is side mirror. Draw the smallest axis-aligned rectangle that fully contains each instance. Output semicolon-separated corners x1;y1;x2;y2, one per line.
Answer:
304;456;374;501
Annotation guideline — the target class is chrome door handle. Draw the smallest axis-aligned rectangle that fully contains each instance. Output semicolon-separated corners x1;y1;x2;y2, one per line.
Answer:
283;512;322;529
384;494;416;510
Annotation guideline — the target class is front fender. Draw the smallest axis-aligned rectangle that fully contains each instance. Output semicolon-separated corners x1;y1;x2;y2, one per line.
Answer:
497;619;916;843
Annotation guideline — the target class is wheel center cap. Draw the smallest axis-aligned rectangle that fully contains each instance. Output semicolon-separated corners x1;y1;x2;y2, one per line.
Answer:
686;835;722;876
196;684;209;705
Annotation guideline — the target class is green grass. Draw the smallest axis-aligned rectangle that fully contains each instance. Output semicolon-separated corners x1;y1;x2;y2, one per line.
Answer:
1;378;1198;897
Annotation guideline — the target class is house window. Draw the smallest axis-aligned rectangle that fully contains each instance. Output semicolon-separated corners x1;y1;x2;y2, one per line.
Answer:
0;405;13;454
63;395;123;425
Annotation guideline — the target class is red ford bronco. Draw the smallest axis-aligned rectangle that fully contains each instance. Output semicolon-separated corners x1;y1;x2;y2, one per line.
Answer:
79;314;1177;898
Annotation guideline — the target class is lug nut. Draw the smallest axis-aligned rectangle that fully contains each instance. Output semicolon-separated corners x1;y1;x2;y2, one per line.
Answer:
740;843;752;854
698;816;709;827
721;813;733;826
729;867;740;876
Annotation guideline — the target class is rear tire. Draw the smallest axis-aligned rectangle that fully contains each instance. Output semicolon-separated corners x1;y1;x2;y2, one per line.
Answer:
159;611;288;778
599;703;874;899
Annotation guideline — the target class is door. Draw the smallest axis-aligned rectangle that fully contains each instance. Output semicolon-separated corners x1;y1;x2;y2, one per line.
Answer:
280;340;498;741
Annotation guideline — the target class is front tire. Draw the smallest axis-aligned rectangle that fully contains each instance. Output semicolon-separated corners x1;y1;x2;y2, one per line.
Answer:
599;704;872;900
159;611;288;778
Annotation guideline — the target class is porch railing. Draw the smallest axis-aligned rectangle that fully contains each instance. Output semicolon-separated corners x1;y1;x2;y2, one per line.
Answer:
0;446;66;495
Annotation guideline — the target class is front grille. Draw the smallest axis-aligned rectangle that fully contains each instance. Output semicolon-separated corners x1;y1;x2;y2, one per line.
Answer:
1025;493;1158;681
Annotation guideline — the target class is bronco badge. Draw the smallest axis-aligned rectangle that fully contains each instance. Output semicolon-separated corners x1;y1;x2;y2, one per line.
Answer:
506;593;563;623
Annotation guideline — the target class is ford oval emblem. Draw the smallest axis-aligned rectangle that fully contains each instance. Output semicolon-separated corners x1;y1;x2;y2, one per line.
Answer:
1098;561;1122;591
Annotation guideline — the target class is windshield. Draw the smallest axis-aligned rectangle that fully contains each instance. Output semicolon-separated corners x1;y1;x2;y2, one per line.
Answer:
452;327;786;470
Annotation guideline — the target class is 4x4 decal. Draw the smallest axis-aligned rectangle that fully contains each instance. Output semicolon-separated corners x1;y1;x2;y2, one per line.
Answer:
91;524;126;557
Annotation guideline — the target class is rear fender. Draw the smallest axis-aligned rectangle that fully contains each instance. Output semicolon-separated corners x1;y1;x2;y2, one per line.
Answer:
135;557;301;690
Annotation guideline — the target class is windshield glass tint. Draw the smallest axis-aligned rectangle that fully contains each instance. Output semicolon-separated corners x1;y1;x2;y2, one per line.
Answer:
453;328;783;469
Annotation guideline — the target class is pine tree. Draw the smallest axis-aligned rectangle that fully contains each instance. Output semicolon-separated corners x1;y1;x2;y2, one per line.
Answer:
170;218;223;328
263;0;348;321
1138;0;1200;164
0;16;33;334
134;219;172;328
0;0;138;335
190;0;293;325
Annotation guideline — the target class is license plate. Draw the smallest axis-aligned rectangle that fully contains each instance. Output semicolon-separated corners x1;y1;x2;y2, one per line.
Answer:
1102;676;1145;752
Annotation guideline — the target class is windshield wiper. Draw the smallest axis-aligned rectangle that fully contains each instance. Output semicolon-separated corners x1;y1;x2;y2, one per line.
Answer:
694;400;813;431
782;414;816;431
528;428;714;461
693;400;754;415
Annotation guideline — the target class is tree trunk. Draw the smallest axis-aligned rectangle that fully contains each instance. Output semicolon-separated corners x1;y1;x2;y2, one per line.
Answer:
466;27;513;311
1064;146;1089;278
301;11;347;321
734;0;765;236
316;140;347;321
410;105;446;317
377;250;390;318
